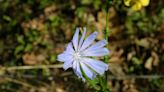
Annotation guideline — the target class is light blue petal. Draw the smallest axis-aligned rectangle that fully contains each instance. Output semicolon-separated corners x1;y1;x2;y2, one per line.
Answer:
80;62;95;79
80;31;98;51
83;48;109;57
82;58;108;75
73;61;83;78
86;39;107;51
72;28;79;51
57;53;73;62
63;59;73;70
65;42;74;54
78;27;86;50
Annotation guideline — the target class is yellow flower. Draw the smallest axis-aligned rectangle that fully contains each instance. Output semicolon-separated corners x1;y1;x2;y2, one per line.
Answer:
124;0;150;11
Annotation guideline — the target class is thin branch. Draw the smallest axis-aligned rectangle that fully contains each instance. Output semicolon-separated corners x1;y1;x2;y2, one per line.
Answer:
0;73;164;80
108;75;164;80
1;64;63;71
5;77;35;88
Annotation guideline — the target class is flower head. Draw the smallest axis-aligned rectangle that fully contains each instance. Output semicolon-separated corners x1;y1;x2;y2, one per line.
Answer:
57;27;109;80
124;0;150;11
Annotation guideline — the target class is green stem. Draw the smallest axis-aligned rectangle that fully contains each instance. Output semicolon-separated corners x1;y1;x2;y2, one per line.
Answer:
98;8;110;91
99;76;109;92
105;4;109;64
105;10;109;44
104;0;112;92
104;9;110;92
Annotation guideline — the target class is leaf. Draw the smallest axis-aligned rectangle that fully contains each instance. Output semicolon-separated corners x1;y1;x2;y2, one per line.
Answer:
3;15;11;21
14;45;24;55
23;53;38;65
24;44;33;52
132;57;142;65
23;53;46;65
151;51;159;66
135;38;150;49
49;54;56;63
145;57;153;70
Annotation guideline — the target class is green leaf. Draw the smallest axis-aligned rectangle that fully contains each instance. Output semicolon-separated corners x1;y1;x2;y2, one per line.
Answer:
24;44;33;52
14;45;24;55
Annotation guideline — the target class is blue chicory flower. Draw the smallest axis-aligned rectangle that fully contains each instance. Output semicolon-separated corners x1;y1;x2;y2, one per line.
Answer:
57;27;109;80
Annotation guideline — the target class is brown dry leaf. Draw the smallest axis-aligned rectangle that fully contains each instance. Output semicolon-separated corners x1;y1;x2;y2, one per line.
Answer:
87;13;95;24
0;66;5;76
109;80;121;92
109;63;125;78
38;87;47;92
145;57;153;70
135;38;150;49
108;7;117;19
21;18;45;32
54;43;65;54
135;37;159;50
23;53;46;65
108;7;124;37
109;49;124;64
127;51;136;61
95;7;117;40
123;79;139;92
56;87;65;92
82;13;95;25
109;49;125;78
44;5;57;17
151;51;159;66
127;88;139;92
95;11;106;40
110;49;124;57
60;23;72;40
144;51;159;70
110;25;124;37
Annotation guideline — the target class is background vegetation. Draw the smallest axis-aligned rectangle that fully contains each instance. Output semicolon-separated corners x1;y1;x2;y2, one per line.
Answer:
0;0;164;92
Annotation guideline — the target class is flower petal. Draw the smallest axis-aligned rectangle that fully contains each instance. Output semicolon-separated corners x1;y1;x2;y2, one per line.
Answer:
63;59;73;70
80;62;95;79
72;28;79;51
82;58;108;75
80;31;98;51
57;53;73;62
132;2;142;11
85;39;107;51
140;0;149;6
73;61;83;78
78;27;86;50
65;42;74;54
83;48;109;57
124;0;131;6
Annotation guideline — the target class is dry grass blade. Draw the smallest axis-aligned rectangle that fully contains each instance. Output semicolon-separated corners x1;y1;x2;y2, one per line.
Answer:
1;64;63;71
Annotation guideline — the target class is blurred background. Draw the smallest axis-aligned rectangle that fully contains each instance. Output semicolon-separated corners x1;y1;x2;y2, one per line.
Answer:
0;0;164;92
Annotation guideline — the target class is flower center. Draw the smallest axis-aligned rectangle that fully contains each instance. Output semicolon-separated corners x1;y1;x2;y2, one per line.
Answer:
73;52;81;61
